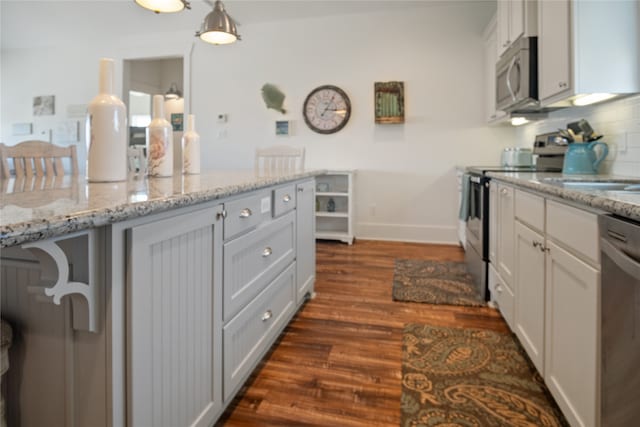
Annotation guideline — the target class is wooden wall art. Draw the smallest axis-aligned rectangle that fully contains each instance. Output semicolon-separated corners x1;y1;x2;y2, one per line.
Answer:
374;81;404;124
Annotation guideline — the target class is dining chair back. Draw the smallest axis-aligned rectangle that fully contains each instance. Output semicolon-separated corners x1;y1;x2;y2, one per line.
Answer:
255;145;305;176
0;141;78;179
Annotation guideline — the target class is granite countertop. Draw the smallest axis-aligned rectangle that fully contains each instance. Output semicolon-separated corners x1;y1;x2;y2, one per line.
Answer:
486;171;640;222
0;169;324;248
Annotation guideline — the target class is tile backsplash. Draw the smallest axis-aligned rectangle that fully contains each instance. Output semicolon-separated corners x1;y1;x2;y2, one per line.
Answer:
516;94;640;177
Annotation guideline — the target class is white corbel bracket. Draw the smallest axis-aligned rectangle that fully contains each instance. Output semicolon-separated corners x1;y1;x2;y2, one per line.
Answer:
22;230;98;332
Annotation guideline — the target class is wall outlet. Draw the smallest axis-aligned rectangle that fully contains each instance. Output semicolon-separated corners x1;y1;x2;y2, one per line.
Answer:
369;204;377;217
217;113;227;124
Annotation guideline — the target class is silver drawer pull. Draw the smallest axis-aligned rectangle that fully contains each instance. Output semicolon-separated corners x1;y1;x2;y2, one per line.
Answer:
239;208;252;218
261;310;273;322
262;247;273;257
283;194;291;203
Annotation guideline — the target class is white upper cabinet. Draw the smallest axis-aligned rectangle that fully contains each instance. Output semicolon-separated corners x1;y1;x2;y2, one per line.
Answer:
484;14;507;124
538;0;640;106
497;0;538;58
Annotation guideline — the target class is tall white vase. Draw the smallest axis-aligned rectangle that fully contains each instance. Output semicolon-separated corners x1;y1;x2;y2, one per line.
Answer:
86;58;127;182
147;95;173;177
182;114;201;174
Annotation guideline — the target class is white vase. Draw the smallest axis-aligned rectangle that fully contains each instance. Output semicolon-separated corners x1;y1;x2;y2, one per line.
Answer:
182;114;201;174
86;58;127;182
147;94;173;177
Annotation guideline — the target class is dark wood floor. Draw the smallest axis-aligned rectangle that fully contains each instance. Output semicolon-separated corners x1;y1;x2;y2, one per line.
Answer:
217;240;509;426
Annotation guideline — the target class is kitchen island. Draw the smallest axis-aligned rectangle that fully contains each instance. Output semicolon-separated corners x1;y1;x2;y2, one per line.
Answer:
0;169;321;427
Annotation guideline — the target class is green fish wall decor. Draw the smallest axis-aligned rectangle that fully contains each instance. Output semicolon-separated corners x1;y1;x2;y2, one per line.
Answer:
261;83;287;114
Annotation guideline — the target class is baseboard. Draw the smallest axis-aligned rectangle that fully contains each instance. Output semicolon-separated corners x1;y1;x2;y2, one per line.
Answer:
355;222;459;245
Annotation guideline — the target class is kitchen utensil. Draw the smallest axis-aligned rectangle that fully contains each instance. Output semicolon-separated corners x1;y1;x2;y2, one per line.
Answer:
567;119;595;140
562;140;609;174
558;128;574;142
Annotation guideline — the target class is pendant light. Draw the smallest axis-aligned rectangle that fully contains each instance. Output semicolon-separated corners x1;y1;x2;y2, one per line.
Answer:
165;82;182;99
196;0;241;45
135;0;191;14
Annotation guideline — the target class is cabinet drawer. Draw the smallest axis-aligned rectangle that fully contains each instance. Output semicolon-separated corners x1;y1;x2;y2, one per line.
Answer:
273;184;296;217
224;190;272;240
223;262;296;401
223;210;295;321
489;264;514;329
515;189;545;233
546;200;599;265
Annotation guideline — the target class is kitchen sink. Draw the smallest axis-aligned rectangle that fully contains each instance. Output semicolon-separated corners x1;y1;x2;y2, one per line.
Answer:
541;178;640;192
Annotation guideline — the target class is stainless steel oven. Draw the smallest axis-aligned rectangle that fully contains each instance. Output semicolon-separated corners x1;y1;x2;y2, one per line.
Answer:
599;214;640;426
464;173;489;300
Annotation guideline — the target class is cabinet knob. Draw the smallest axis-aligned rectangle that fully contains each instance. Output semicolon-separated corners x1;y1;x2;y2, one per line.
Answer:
262;246;273;257
496;284;503;293
261;310;273;322
283;194;291;203
216;210;227;221
298;187;304;192
501;188;509;195
239;208;253;218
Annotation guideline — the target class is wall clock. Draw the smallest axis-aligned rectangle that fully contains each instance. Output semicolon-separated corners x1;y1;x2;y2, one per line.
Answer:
302;85;351;134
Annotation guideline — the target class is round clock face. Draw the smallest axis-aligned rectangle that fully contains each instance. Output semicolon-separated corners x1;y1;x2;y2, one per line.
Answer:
303;85;351;134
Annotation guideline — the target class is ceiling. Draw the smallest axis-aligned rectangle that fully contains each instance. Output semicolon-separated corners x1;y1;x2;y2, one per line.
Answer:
1;0;496;50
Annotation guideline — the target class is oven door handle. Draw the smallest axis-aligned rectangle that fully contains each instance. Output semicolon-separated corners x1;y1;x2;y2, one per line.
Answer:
601;238;640;279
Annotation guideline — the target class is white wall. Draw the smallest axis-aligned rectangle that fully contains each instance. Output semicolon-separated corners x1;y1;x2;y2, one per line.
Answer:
1;2;519;244
515;94;640;177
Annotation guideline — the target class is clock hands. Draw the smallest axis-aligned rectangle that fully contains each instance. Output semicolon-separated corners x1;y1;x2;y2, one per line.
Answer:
320;95;335;118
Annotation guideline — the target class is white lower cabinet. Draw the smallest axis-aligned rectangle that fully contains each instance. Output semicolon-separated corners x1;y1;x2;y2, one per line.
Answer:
489;263;514;329
514;220;546;374
127;205;223;427
491;186;602;427
489;181;516;325
545;240;599;427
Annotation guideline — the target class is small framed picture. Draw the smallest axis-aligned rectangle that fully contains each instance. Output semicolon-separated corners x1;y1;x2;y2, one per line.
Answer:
33;95;55;116
171;113;184;131
275;120;290;136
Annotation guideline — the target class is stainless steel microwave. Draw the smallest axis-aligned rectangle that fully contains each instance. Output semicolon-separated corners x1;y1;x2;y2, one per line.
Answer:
496;36;539;112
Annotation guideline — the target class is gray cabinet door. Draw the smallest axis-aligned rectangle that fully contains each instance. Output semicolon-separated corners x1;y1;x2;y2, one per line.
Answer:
127;205;223;427
296;179;316;303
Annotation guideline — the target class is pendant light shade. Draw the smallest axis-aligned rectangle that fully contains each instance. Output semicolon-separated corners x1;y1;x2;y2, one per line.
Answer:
165;82;182;99
196;0;241;45
135;0;190;13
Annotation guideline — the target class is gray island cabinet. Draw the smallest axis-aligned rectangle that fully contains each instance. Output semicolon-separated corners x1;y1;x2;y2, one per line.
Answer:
0;170;319;427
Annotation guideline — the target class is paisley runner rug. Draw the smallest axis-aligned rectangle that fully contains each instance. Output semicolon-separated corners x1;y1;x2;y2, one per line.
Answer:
401;324;569;427
392;259;484;306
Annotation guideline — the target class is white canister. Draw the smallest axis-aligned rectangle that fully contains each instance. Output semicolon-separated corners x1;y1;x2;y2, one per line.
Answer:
147;95;173;177
182;114;201;174
501;148;533;167
86;58;127;182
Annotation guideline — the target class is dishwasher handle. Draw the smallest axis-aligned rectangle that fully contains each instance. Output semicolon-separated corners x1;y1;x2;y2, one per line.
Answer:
601;237;640;279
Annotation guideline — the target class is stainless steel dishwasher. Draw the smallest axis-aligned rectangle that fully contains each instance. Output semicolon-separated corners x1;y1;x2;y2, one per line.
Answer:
599;214;640;426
